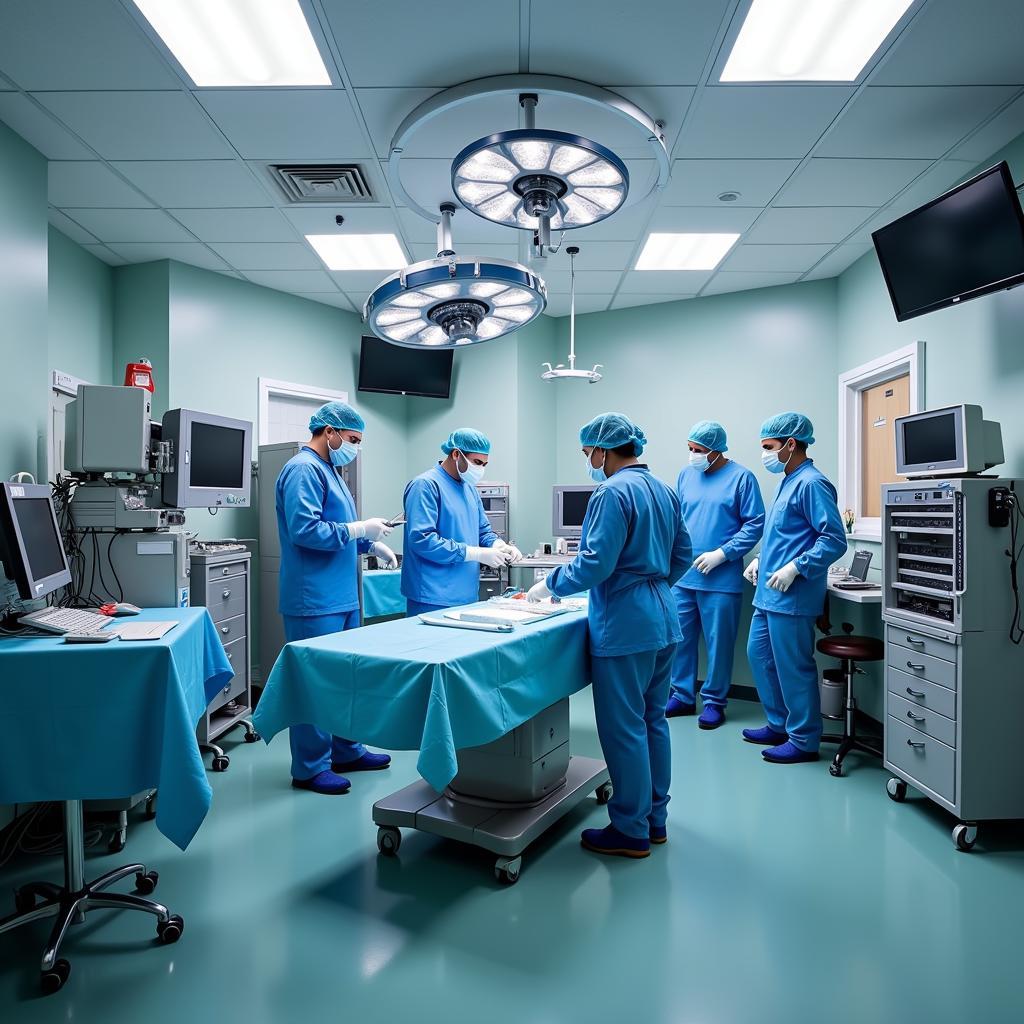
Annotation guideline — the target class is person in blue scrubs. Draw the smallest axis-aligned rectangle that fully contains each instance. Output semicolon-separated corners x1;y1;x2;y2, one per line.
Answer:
276;401;397;795
401;428;520;616
742;412;847;764
529;413;692;858
667;420;764;729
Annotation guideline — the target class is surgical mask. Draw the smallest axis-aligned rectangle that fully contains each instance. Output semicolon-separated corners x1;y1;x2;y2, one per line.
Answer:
689;451;711;472
585;451;607;483
761;447;789;475
457;454;485;485
329;436;359;468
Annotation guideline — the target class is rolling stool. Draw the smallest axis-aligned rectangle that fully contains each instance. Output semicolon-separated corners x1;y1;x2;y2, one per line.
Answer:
817;626;884;777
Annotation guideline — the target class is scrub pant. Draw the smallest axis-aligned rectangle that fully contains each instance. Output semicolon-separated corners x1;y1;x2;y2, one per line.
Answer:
670;587;742;709
592;643;676;839
746;608;821;752
284;611;366;780
405;599;447;617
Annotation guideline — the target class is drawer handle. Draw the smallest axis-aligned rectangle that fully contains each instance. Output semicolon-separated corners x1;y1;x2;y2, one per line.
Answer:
227;652;233;661
906;687;925;698
906;661;925;671
905;636;925;646
223;567;230;575
906;711;925;723
222;590;231;599
906;739;925;749
221;626;229;635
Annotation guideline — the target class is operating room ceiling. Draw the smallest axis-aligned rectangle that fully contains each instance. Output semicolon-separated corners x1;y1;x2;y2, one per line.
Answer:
1;0;1023;317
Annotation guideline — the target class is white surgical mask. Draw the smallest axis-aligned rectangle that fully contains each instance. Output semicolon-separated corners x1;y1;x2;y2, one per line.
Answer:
689;452;710;472
761;447;789;475
458;453;485;485
585;451;607;483
329;435;359;468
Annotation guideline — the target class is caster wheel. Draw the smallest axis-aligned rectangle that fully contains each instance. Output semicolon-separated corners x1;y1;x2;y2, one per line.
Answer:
829;761;843;777
494;856;522;885
40;958;71;995
953;824;977;852
157;914;184;944
377;826;401;856
595;783;613;806
887;778;908;803
134;870;159;895
244;730;260;743
108;832;126;854
211;755;229;773
14;888;37;914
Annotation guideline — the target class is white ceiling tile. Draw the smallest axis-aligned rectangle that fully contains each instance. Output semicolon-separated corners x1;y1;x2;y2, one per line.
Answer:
61;208;194;243
106;243;230;272
395;205;516;245
775;158;934;207
0;1;181;90
817;86;1019;159
80;244;127;266
33;92;232;160
357;88;437;159
280;205;403;236
48;162;152;208
661;159;800;207
539;242;638;272
951;94;1024;162
197;90;370;161
560;196;662;243
322;1;519;87
208;243;322;271
329;271;395;296
48;209;99;245
722;244;835;272
530;1;731;85
537;271;621;293
242;270;338;293
296;292;356;312
700;271;803;296
542;293;612;318
111;161;272;208
677;87;855;158
609;293;695;310
801;245;874;281
873;0;1024;86
408;242;520;263
619;270;715;294
0;93;94;159
170;208;297;243
646;205;761;233
745;207;874;244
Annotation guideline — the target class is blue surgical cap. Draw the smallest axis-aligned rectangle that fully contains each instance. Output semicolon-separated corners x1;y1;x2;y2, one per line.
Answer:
688;420;728;453
760;412;815;445
441;428;491;455
580;412;647;456
309;401;365;433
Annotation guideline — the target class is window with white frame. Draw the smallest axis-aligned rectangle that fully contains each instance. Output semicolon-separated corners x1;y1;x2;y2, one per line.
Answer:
257;378;349;447
837;342;924;540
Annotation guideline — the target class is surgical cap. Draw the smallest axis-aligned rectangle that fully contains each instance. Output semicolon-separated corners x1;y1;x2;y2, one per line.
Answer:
441;428;491;455
760;412;815;445
309;401;365;433
580;412;647;456
688;420;728;452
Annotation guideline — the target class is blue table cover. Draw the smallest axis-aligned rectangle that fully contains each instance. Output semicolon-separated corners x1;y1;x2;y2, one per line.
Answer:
0;607;232;850
361;569;406;619
254;603;590;793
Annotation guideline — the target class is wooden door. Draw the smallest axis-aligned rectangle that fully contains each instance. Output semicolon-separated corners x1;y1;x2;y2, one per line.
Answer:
861;374;909;517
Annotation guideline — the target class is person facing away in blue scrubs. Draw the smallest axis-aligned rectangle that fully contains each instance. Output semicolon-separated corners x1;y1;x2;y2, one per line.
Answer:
742;412;847;764
401;428;521;616
667;420;765;729
276;401;397;795
528;413;692;859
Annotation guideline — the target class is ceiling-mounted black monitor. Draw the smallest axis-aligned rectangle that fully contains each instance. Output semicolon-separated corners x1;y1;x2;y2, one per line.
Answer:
871;161;1024;322
358;335;454;400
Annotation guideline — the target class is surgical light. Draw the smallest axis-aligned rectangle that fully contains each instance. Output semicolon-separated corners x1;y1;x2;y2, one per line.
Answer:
364;205;546;350
306;233;407;271
635;233;740;271
542;247;602;384
720;0;914;82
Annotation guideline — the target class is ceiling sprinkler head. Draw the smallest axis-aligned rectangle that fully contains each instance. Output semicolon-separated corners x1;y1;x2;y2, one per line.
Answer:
717;191;741;203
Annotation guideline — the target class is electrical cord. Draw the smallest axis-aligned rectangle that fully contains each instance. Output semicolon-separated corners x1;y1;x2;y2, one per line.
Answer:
1007;487;1023;646
0;803;104;868
106;532;125;603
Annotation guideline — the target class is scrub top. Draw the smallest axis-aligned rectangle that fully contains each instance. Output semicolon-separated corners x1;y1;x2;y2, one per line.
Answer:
754;459;848;617
401;464;499;608
675;460;765;594
547;465;692;658
276;446;368;617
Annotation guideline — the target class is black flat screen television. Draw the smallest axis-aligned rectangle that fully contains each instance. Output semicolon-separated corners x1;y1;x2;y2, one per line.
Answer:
358;335;454;399
871;161;1024;322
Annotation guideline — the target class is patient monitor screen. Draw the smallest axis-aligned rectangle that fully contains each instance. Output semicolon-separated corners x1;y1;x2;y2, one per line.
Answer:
16;497;67;581
902;414;957;466
562;490;592;527
190;422;246;489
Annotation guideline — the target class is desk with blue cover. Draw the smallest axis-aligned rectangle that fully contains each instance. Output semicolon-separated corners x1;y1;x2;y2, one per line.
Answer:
253;603;610;883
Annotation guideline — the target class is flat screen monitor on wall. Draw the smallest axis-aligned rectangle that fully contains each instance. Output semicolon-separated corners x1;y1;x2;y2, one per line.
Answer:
358;336;454;399
871;161;1024;322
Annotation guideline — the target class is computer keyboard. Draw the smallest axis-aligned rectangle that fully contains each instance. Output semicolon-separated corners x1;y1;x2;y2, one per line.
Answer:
19;607;111;635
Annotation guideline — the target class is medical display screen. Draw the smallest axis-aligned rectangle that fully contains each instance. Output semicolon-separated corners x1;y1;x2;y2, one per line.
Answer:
562;490;592;527
190;423;246;488
902;414;958;466
15;497;67;581
359;336;454;399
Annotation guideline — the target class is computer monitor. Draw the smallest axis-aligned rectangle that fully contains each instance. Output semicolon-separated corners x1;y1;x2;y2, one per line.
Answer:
0;483;72;601
552;486;595;538
894;405;1004;478
161;409;253;509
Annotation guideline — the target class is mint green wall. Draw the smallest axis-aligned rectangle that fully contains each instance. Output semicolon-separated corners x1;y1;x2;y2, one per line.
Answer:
113;262;171;419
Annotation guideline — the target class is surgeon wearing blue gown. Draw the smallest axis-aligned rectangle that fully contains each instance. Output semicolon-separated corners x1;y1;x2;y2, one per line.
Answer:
276;402;397;795
742;412;847;764
401;428;520;616
529;413;692;858
667;420;764;729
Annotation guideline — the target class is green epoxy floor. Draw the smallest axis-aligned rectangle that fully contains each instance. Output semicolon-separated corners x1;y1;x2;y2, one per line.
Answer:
3;697;1024;1023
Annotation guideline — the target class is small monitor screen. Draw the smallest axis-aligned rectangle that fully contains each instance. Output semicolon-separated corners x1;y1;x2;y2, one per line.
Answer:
903;414;958;466
358;336;454;399
15;497;66;581
562;490;592;527
190;422;246;488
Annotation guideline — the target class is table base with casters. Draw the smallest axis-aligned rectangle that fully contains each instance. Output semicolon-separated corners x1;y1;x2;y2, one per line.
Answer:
0;800;183;994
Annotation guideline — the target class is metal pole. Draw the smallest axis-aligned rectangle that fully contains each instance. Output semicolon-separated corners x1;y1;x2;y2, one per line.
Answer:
437;203;456;257
64;800;86;923
567;246;579;370
519;93;538;131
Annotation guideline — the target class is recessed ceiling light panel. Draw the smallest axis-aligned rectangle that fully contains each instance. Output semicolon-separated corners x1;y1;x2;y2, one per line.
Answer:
636;233;741;271
306;233;406;271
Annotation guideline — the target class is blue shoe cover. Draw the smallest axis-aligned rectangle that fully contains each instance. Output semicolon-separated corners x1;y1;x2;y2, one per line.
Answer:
649;825;668;845
742;725;788;745
698;705;726;730
291;769;351;794
333;751;392;772
762;741;820;764
666;695;696;718
581;825;650;858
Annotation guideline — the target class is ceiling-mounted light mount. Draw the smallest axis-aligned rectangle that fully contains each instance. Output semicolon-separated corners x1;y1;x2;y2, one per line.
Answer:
542;246;602;383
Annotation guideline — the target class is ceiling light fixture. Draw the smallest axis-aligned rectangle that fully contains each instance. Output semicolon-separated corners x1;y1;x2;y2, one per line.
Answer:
306;233;406;271
132;0;331;87
636;233;741;271
720;0;914;82
363;205;546;350
542;246;602;383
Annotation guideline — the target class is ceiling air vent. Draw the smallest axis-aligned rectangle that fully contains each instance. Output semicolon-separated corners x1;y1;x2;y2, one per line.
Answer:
271;164;374;203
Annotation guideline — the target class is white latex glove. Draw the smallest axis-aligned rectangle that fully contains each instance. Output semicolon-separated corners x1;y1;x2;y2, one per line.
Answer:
743;557;759;586
527;579;551;603
694;548;727;575
466;545;507;569
495;540;523;562
346;518;393;542
370;542;398;569
767;561;800;593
